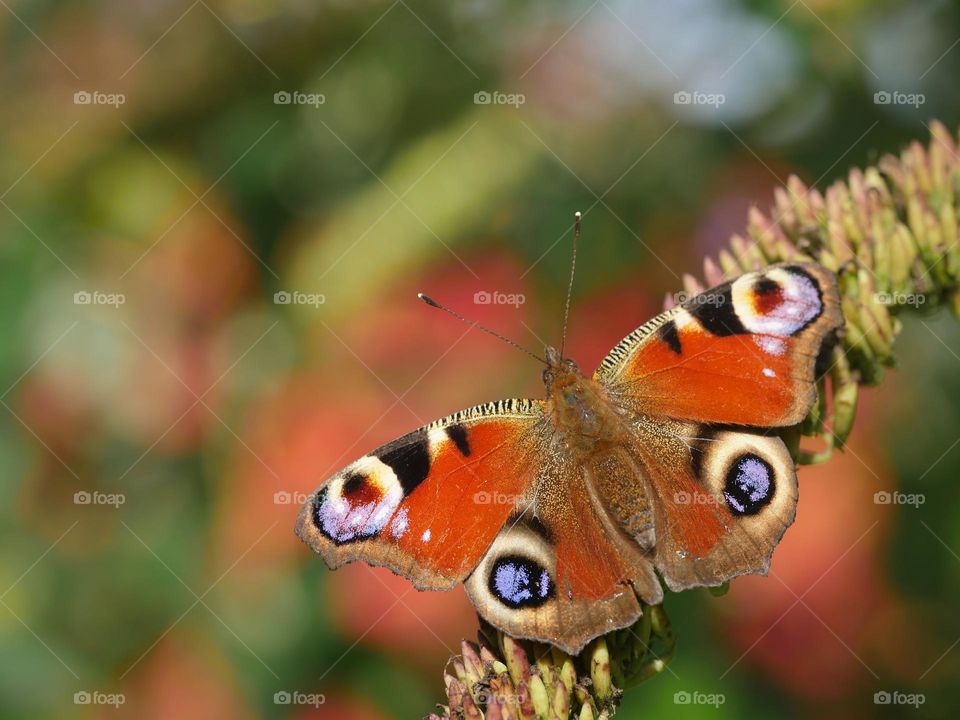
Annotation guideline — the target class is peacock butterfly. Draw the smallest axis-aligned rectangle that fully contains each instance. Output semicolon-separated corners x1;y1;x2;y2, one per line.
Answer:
296;215;843;654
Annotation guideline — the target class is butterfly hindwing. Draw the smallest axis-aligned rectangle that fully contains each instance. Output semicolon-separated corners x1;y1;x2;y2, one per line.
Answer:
464;447;663;654
594;263;843;426
624;418;798;591
296;399;545;590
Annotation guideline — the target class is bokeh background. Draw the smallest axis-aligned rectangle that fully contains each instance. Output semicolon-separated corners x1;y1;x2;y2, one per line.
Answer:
2;0;959;718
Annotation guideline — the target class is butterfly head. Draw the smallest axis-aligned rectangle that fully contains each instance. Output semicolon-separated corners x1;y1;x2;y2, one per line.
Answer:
543;345;609;442
542;345;579;386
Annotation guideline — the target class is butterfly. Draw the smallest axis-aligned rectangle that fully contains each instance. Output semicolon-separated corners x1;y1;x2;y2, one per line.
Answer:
296;234;843;654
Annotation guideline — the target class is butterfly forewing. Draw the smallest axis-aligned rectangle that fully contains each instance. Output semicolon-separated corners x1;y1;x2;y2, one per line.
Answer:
594;263;843;426
296;399;545;590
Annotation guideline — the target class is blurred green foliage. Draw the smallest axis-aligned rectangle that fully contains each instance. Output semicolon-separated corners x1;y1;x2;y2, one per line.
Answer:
2;1;960;718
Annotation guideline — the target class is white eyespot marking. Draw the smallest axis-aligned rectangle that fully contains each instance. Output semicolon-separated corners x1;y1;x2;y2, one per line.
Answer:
762;368;776;378
421;528;432;543
754;335;787;356
315;455;403;544
732;268;821;337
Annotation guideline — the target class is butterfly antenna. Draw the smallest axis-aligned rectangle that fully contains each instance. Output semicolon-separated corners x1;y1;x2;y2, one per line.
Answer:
559;211;581;357
417;293;548;365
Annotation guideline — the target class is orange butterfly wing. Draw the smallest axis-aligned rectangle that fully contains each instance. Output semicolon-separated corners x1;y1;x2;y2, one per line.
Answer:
595;263;843;426
463;450;662;653
628;421;799;591
592;263;841;590
297;399;664;654
296;400;544;590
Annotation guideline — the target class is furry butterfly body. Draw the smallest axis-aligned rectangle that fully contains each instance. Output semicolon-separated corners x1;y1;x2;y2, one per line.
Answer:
296;262;842;653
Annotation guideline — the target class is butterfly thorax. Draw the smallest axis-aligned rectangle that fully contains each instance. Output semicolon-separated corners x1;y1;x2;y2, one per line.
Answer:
543;347;624;453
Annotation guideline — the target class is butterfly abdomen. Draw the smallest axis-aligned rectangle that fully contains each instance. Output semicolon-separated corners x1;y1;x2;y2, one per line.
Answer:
589;447;657;554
